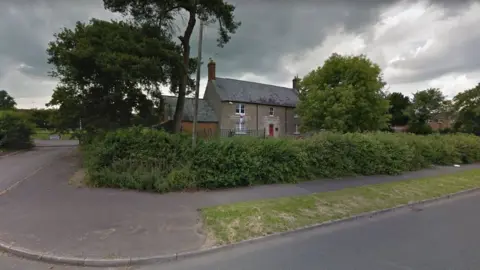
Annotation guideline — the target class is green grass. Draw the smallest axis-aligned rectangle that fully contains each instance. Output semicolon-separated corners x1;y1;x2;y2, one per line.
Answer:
201;169;480;245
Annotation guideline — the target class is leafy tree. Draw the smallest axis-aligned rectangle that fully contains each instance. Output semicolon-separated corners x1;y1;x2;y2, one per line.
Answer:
407;88;445;134
453;83;480;134
386;92;410;126
103;0;241;133
0;111;34;149
0;90;16;110
47;19;185;132
18;109;56;129
297;53;390;132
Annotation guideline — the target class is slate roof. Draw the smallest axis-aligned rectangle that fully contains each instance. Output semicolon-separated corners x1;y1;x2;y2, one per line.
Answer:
163;96;218;122
213;77;299;107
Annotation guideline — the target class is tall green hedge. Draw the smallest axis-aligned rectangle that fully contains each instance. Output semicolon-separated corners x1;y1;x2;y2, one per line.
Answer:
0;111;34;150
83;128;480;193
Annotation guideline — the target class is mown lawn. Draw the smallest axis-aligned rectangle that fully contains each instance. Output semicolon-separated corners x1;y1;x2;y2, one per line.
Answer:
202;169;480;245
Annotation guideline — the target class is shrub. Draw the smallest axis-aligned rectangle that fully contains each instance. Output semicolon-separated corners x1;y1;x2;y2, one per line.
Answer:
83;128;480;193
0;111;34;150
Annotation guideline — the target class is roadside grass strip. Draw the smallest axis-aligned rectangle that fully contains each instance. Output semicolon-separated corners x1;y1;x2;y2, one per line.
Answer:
202;169;480;244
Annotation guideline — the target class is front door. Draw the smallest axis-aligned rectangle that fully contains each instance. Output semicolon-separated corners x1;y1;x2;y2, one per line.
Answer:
268;124;274;137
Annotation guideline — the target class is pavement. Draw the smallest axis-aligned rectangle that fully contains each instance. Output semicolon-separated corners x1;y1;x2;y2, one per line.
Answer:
2;187;480;269
0;139;479;264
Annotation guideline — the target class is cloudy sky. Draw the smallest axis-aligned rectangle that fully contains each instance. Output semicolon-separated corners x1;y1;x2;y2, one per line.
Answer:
1;0;479;108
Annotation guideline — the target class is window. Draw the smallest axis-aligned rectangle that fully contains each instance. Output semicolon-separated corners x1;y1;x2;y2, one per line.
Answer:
294;113;299;118
235;103;245;115
294;124;300;134
269;107;274;116
235;116;247;134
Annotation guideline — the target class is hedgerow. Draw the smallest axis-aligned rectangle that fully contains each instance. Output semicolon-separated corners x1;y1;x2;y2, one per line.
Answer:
0;111;34;150
83;127;480;193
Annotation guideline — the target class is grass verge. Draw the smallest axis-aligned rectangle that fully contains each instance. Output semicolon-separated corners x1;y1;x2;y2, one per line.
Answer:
202;169;480;245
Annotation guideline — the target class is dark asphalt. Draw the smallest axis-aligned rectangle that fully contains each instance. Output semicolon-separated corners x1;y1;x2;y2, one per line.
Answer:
0;140;78;192
147;191;480;270
1;139;479;263
2;190;479;270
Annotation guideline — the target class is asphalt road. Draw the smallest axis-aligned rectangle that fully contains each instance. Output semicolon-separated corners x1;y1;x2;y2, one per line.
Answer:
3;190;478;270
150;191;480;270
0;140;78;192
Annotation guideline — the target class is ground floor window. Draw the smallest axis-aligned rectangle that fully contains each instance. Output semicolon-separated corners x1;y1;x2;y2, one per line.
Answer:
294;124;300;134
236;116;247;134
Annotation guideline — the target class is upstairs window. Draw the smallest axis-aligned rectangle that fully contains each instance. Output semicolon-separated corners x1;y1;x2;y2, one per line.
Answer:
236;103;245;115
294;113;299;118
269;107;274;116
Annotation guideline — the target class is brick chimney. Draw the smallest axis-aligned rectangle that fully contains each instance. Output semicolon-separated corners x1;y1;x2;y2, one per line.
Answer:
208;58;216;81
292;75;300;90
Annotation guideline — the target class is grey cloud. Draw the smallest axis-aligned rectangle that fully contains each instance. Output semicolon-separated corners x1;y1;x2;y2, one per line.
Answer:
387;4;480;84
0;0;117;78
0;0;478;101
0;0;391;88
190;1;393;82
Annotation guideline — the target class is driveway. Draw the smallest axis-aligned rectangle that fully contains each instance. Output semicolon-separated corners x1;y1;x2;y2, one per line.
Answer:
0;140;78;192
0;139;479;261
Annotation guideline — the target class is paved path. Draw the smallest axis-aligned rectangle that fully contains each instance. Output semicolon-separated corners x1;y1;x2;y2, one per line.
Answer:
3;190;480;270
146;191;480;270
0;140;479;261
0;140;78;191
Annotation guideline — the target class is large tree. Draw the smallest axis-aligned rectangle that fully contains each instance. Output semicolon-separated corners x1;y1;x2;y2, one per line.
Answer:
297;53;390;132
103;0;241;133
47;19;185;132
453;83;480;134
0;90;16;110
407;88;445;134
386;92;411;126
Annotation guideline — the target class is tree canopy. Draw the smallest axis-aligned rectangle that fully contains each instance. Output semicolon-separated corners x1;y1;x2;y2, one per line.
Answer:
386;92;411;126
103;0;241;132
453;83;480;134
47;19;186;132
406;88;445;134
297;53;390;133
0;90;16;110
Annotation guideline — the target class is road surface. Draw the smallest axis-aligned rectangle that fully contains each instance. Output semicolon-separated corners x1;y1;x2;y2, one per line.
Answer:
2;190;480;269
0;140;78;192
151;191;480;270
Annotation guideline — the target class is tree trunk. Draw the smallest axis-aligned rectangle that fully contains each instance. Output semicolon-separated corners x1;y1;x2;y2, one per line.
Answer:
172;11;196;133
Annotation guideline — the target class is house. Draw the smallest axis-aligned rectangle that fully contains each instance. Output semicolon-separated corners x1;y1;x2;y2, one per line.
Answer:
203;59;301;137
162;96;218;137
162;59;301;137
428;114;454;130
391;119;454;133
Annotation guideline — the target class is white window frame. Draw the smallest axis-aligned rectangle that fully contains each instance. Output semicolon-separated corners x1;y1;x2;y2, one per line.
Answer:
235;103;245;115
294;113;299;118
235;121;247;134
269;107;274;116
235;115;247;134
294;124;300;134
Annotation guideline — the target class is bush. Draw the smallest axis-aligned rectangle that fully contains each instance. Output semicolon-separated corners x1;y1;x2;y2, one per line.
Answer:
83;128;480;193
0;111;34;149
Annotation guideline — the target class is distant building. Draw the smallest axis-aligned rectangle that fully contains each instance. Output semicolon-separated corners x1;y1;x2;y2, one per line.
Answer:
162;59;301;137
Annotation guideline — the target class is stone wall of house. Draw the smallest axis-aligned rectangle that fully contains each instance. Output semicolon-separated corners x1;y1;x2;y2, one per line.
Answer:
219;102;300;137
